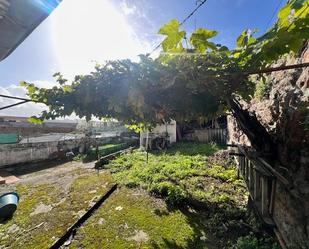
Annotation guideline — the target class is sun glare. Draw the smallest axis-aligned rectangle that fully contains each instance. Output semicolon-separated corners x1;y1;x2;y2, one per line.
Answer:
51;0;145;79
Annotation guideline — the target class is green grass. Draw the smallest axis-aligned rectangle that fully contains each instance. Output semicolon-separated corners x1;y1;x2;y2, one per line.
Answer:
107;142;240;205
75;142;130;162
165;141;224;156
105;142;279;248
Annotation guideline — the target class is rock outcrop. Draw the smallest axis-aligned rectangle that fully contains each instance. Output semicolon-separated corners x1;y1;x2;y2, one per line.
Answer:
228;43;309;249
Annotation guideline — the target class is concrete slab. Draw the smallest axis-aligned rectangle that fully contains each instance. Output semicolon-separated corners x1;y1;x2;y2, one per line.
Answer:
0;170;20;184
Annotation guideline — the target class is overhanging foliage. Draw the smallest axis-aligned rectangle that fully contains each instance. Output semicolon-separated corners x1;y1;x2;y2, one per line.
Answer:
22;0;309;131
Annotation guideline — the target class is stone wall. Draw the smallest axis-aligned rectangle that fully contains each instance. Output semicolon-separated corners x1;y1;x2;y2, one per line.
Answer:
228;44;309;249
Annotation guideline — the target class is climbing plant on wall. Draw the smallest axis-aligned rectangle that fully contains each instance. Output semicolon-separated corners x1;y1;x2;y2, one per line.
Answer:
22;0;309;154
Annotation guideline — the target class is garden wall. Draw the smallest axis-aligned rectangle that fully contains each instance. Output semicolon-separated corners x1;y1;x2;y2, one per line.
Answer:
0;139;84;168
227;44;309;249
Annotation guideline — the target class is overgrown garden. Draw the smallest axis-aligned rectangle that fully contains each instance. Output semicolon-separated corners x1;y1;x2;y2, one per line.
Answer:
72;142;280;248
17;0;309;247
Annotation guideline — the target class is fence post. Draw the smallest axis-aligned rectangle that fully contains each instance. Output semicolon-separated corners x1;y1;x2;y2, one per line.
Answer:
254;169;261;201
261;176;269;216
248;160;254;192
245;157;249;181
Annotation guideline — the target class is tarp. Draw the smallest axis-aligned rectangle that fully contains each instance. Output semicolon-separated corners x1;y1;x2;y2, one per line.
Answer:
0;133;19;144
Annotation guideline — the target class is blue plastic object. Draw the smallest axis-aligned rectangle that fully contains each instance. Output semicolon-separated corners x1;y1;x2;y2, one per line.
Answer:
0;192;19;219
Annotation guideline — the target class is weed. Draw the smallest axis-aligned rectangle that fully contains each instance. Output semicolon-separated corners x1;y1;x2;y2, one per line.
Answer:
106;142;279;248
231;234;281;249
107;142;243;206
254;76;272;100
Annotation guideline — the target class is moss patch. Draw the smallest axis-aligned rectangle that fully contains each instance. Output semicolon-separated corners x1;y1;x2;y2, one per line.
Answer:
71;187;217;249
0;169;114;249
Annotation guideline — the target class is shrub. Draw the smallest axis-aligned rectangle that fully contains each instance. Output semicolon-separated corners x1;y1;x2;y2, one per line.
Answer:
232;234;280;249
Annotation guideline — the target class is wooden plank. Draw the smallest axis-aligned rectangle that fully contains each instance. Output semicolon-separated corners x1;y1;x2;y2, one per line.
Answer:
269;179;276;215
274;228;288;249
258;157;290;186
261;176;269;216
250;158;272;176
239;156;243;177
248;161;254;193
254;169;261;201
245;157;249;181
241;156;245;177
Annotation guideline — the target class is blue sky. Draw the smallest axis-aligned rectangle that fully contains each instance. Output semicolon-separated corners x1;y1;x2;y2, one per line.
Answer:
0;0;285;116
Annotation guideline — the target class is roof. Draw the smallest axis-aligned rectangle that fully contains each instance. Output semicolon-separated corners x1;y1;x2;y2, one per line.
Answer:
0;115;78;124
0;0;62;61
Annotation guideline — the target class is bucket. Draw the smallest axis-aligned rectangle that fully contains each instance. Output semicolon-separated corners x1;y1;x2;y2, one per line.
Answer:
0;192;19;219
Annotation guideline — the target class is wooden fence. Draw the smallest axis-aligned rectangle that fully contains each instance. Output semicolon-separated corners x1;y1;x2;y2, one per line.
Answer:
185;128;227;144
228;144;291;249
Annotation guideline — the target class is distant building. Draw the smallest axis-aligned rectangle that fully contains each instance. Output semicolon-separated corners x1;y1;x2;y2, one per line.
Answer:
0;116;78;136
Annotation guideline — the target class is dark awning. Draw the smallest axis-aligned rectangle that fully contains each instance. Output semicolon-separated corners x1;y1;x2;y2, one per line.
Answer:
0;0;62;61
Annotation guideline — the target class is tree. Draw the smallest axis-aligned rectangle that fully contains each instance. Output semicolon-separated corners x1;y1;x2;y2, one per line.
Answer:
22;0;309;158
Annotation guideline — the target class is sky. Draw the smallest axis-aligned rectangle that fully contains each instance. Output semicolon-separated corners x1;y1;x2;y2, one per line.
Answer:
0;0;286;117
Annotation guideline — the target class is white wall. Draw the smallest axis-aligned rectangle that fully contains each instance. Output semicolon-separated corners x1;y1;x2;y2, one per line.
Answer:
140;120;177;148
0;139;83;167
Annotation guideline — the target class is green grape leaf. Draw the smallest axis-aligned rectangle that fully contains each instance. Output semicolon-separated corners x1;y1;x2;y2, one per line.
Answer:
278;4;293;27
190;28;218;53
62;85;73;92
158;19;186;52
237;29;258;48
